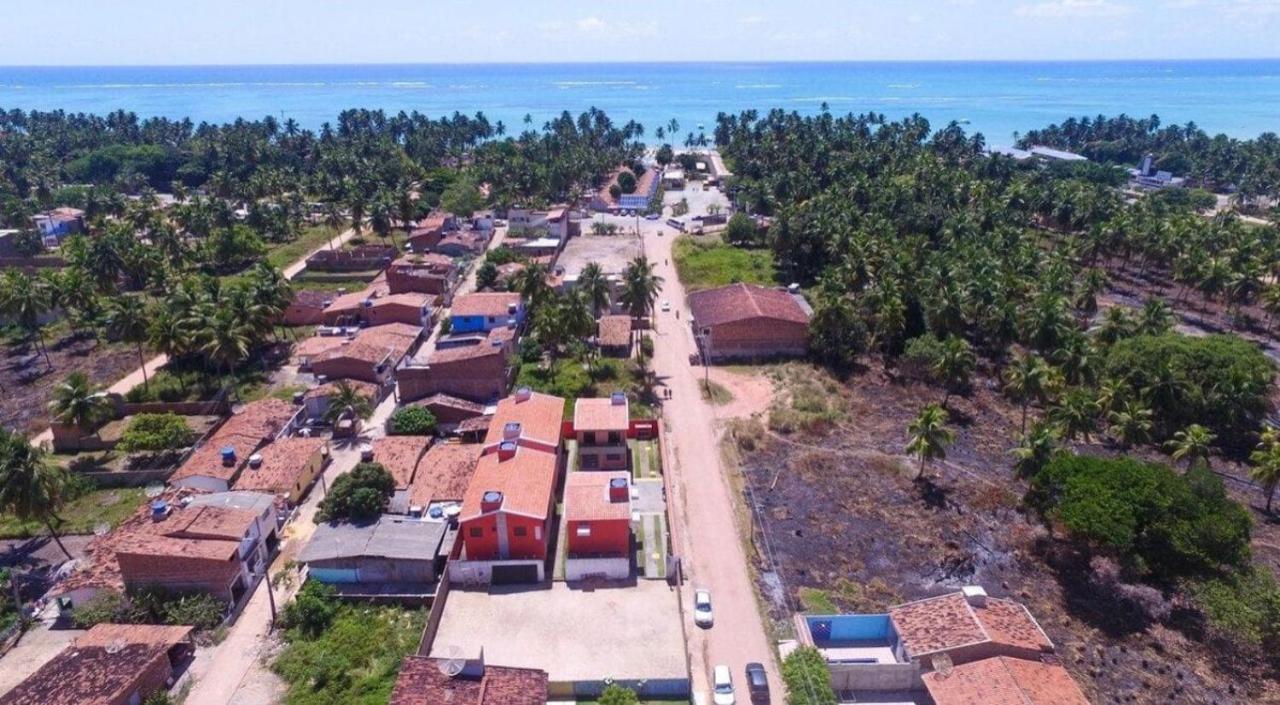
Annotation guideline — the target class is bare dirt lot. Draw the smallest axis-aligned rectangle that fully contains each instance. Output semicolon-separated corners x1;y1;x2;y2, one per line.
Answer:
730;361;1280;705
0;332;137;435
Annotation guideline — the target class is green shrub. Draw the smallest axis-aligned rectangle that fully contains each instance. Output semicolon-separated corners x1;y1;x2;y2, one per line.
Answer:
72;588;225;630
282;581;339;637
808;293;868;372
1187;568;1280;659
124;370;190;403
71;590;127;628
639;335;654;358
782;645;837;705
598;683;640;705
1029;454;1251;579
117;413;195;453
1103;334;1273;450
317;463;395;522
387;406;437;436
616;169;637;194
900;335;945;383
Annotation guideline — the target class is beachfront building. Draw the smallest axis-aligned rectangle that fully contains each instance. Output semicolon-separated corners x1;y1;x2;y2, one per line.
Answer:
591;167;660;213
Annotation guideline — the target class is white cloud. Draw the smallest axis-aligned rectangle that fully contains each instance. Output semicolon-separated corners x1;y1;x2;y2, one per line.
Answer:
740;14;766;25
576;16;607;32
1015;0;1134;17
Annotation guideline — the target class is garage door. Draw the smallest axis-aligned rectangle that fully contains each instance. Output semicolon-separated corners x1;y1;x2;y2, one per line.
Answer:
491;564;539;585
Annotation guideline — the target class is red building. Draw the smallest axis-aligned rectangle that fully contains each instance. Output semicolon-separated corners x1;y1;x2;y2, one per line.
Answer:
563;471;632;581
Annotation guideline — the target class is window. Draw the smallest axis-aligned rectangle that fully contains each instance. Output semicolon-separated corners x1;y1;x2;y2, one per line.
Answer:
607;432;622;444
469;527;483;538
576;525;592;537
513;526;528;537
582;454;599;469
607;454;623;462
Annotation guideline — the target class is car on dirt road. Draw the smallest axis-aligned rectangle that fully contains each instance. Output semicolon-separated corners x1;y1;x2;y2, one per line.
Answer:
745;662;769;701
713;664;736;705
693;589;713;627
661;300;671;312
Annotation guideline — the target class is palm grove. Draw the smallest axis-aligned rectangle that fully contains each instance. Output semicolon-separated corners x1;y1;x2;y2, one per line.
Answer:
714;108;1280;685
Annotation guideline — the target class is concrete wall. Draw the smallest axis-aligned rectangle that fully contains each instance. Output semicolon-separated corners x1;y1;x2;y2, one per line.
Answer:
447;559;545;585
828;662;922;693
565;556;631;581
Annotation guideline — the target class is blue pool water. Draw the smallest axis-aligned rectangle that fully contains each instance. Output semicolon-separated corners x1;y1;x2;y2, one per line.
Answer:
1;61;1278;144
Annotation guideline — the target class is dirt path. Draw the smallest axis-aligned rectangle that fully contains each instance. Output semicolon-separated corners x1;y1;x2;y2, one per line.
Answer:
642;223;782;703
706;367;774;420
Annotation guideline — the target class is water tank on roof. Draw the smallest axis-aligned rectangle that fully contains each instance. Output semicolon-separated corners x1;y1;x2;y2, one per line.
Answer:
248;453;263;469
220;447;237;466
150;500;169;521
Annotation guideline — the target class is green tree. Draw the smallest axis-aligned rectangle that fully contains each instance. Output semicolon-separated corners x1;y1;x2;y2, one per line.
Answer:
906;403;954;481
0;429;74;559
475;261;499;291
1107;399;1155;449
782;645;838;705
117;413;194;453
1165;424;1216;471
1250;428;1280;514
440;176;485;217
105;295;153;392
620;256;664;328
388;406;438;436
724;212;758;246
1049;387;1100;443
616;169;638;195
1012;420;1061;478
935;336;976;408
0;270;53;366
322;381;373;425
808;293;868;373
48;372;114;434
577;261;612;316
1003;353;1058;433
597;684;640;705
281;581;338;637
317;463;395;522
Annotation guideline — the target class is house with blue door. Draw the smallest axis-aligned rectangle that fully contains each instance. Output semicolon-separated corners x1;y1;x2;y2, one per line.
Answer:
298;515;450;589
449;292;525;334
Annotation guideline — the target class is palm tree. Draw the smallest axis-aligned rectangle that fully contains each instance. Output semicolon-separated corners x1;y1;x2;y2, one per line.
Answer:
201;310;254;380
1136;297;1174;336
1049;388;1100;443
48;372;113;434
514;263;552;309
0;429;73;559
578;262;612;316
105;295;152;392
934;336;975;409
1003;353;1057;433
620;255;664;321
323;381;373;424
1012;420;1060;478
0;270;53;366
1165;424;1216;471
905;403;954;480
1250;428;1280;513
1107;400;1154;448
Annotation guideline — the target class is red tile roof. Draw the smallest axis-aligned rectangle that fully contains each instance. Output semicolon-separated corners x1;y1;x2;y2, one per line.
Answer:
922;656;1090;705
392;253;455;271
313;323;422;367
389;657;548;705
232;437;326;495
170;399;297;484
483;390;566;451
370;436;432;489
452;292;522;318
564;471;631;522
688;283;810;328
573;397;630;432
408;443;481;507
460;445;558;521
294;335;348;361
324;284;389;314
75;623;193;648
412;393;486;416
597;315;632;348
889;593;1053;660
290;289;332;310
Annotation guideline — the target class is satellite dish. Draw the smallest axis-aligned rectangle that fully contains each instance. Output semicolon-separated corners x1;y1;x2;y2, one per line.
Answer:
436;645;466;677
144;482;164;498
933;652;954;677
93;523;110;537
105;638;126;655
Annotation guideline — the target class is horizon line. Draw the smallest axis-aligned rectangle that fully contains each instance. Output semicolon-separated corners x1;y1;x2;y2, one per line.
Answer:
3;57;1280;69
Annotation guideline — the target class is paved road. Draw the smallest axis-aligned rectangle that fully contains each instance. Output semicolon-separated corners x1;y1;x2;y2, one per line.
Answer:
637;187;783;703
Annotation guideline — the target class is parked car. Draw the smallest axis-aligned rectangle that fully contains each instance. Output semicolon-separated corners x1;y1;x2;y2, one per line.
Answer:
713;664;736;705
645;212;661;220
661;300;672;312
745;663;769;701
693;589;713;628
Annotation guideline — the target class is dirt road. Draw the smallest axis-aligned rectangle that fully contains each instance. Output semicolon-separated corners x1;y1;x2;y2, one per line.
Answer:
642;224;783;703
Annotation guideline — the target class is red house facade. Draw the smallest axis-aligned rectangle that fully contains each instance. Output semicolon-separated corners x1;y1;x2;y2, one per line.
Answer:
563;471;632;581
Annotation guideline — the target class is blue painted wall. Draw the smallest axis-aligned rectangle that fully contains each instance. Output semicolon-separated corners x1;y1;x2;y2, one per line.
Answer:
806;614;892;641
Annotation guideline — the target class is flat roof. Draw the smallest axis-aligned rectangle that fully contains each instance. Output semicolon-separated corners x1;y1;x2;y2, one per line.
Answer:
299;515;448;563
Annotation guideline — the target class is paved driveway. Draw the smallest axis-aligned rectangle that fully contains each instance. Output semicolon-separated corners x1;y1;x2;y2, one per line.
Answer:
430;580;686;683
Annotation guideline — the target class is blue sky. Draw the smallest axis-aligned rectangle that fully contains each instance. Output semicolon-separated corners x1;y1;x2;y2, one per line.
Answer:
2;0;1278;64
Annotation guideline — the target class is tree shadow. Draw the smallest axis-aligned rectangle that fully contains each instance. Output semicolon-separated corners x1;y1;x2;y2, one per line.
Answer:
914;476;952;510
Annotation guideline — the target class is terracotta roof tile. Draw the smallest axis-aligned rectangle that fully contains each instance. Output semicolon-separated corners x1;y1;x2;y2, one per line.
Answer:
0;643;173;705
597;315;632;347
922;656;1090;705
313;323;421;367
573;397;630;432
452;292;522;318
889;592;1054;660
460;445;558;521
564;471;631;522
482;391;566;451
370;436;432;489
389;657;548;705
233;437;326;495
303;379;379;402
170;399;296;484
294;335;348;361
408;443;481;507
75;623;193;648
688;283;810;328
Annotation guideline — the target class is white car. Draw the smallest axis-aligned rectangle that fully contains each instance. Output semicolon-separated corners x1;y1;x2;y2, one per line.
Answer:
713;664;736;705
661;300;672;312
693;589;714;628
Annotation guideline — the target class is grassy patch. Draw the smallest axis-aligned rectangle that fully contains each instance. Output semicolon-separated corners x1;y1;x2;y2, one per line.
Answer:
516;357;657;416
290;270;382;293
698;379;734;405
0;486;146;539
629;439;662;480
798;587;837;614
263;226;342;270
273;602;425;705
673;234;778;291
768;365;847;435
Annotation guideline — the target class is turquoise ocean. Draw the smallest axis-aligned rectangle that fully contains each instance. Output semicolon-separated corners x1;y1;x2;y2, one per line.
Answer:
1;61;1278;144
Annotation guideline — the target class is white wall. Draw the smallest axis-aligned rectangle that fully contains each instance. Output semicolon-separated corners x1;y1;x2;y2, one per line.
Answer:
565;557;631;581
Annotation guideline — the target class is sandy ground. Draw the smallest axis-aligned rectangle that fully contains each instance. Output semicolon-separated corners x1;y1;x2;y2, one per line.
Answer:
633;183;783;703
705;367;775;421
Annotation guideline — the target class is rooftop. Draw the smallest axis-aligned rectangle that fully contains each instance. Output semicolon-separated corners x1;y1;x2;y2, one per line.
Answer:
460;445;558;521
184;490;277;516
170;398;296;483
389;657;548;705
416;327;513;367
563;471;631;522
688;282;811;328
889;592;1054;660
597;315;632;348
921;656;1090;705
312;323;422;368
298;515;448;563
370;436;432;489
573;396;630;432
408;442;481;507
232;437;327;495
452;292;522;318
303;379;379;402
482;390;566;451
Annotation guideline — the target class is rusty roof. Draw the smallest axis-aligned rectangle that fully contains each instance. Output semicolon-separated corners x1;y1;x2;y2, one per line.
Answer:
170;399;296;484
451;292;522;318
889;593;1053;660
564;471;631;522
460;445;558;521
922;656;1090;705
390;657;548;705
573;396;630;432
313;323;421;367
688;283;810;328
597;315;632;347
408;443;481;507
75;623;193;648
482;390;565;450
233;437;326;495
370;436;432;489
0;643;173;705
